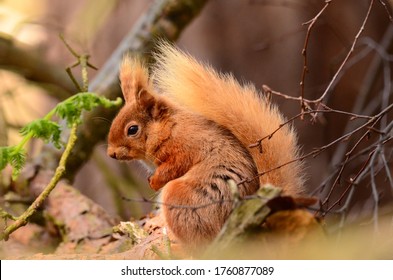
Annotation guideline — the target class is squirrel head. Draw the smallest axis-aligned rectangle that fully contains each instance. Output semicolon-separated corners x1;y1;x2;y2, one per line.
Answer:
107;57;172;162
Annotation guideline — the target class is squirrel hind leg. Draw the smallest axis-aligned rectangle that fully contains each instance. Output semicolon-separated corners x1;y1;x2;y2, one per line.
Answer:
161;177;233;248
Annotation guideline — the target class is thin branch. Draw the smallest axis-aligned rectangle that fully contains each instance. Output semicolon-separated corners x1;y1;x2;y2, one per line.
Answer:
275;1;379;110
315;0;375;104
0;124;78;241
380;151;393;194
251;95;392;158
300;0;332;111
314;122;393;196
378;0;393;22
60;35;98;92
248;95;393;199
369;151;380;232
324;150;375;213
321;120;393;215
322;118;381;206
352;25;393;116
251;85;374;151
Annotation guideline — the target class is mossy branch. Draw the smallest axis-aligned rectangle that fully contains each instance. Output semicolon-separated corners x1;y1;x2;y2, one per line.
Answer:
203;185;282;257
65;0;209;180
0;93;121;241
0;124;77;241
0;39;122;241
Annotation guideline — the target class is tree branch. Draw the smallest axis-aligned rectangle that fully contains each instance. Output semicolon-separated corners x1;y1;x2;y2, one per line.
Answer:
0;35;75;100
64;0;209;180
0;124;78;241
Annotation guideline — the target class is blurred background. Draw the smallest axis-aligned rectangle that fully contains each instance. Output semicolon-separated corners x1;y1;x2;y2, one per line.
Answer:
0;0;392;233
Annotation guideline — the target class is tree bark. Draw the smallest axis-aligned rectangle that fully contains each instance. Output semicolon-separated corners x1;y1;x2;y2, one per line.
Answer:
0;36;75;100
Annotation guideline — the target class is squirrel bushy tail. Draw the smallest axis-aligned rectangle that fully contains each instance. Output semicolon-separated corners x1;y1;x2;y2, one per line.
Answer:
152;43;304;194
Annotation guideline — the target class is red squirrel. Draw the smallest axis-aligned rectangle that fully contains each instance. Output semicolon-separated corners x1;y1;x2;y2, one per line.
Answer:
107;42;303;247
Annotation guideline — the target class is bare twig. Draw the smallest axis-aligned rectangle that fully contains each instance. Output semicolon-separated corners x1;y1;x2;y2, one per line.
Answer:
278;0;378;113
250;84;393;212
315;0;375;104
369;151;379;232
300;0;332;112
380;151;393;194
320;119;393;219
324;150;375;214
253;1;392;230
314;125;392;195
353;25;393;116
252;87;392;156
322;117;381;206
378;0;393;22
60;34;98;92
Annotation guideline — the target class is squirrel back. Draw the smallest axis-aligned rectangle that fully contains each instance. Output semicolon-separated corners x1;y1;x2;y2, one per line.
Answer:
153;43;303;195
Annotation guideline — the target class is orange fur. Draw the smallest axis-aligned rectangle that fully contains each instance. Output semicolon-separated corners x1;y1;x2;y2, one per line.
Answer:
107;44;304;248
153;42;304;194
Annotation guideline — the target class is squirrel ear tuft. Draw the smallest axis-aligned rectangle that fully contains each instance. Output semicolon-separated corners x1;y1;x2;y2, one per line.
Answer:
120;55;149;103
136;89;169;119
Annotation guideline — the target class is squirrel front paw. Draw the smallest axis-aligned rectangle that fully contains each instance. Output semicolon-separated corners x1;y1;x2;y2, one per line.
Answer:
148;174;166;191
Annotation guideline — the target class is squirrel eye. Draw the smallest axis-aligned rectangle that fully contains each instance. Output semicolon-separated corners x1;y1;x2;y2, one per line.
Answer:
127;125;139;136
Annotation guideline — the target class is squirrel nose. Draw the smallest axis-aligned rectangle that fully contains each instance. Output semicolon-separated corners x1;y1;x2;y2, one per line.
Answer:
109;152;117;159
107;146;117;159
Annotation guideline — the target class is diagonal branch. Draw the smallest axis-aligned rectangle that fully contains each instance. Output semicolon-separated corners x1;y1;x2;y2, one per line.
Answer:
300;0;332;111
0;36;75;100
315;0;375;104
64;0;209;180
